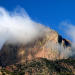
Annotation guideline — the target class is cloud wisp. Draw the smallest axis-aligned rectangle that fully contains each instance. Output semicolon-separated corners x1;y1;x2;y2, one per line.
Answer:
60;21;75;57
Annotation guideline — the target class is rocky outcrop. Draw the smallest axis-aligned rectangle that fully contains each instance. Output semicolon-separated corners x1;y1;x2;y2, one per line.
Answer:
0;28;71;66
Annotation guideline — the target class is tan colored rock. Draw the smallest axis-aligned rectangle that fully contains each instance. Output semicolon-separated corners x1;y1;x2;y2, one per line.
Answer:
0;27;71;65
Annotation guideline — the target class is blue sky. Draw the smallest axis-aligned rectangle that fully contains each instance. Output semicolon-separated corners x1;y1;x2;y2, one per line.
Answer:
0;0;75;40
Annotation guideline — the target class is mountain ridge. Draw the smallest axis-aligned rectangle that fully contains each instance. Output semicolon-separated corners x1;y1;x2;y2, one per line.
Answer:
0;27;71;66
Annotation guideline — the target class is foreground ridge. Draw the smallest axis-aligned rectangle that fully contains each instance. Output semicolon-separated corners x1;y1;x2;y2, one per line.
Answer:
0;58;75;75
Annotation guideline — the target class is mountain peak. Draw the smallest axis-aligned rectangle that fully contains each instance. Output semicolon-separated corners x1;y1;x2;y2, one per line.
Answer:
0;27;71;66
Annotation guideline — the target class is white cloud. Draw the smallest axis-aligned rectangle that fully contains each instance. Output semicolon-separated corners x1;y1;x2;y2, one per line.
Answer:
0;7;47;49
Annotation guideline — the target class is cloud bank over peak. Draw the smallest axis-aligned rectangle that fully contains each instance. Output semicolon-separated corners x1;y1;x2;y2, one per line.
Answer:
0;7;47;49
0;7;75;59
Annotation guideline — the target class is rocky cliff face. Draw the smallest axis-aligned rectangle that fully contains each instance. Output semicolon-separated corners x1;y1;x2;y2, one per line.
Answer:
0;28;71;66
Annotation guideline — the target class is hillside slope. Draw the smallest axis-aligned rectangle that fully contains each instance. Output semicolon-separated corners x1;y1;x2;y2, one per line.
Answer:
0;58;75;75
